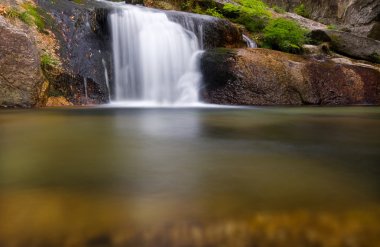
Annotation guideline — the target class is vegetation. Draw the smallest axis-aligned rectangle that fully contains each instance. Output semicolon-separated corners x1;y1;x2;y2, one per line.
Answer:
327;24;337;30
40;53;58;69
205;7;223;18
294;4;310;18
263;18;307;53
2;3;47;33
222;1;270;33
272;5;285;14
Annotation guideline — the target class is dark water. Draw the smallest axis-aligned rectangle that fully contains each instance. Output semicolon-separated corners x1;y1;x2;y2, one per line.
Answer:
0;107;380;247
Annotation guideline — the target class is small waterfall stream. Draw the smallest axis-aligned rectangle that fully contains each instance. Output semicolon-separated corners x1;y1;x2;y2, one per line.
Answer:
109;5;203;106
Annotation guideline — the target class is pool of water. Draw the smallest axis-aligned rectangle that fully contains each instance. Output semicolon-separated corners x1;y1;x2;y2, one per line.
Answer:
0;107;380;247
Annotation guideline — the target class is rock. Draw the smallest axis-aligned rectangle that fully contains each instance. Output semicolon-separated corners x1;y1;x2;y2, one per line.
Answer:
263;0;380;40
45;96;73;107
125;0;144;5
200;48;380;105
0;16;44;108
310;30;380;63
165;11;244;49
342;0;380;40
36;0;111;105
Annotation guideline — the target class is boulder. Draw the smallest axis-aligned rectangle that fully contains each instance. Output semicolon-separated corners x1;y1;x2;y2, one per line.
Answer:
310;30;380;63
0;16;44;108
200;48;380;105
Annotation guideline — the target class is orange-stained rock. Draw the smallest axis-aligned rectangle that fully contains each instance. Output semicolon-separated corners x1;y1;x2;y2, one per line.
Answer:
45;96;73;107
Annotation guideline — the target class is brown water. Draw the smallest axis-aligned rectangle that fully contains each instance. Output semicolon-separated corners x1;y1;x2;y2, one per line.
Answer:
0;107;380;247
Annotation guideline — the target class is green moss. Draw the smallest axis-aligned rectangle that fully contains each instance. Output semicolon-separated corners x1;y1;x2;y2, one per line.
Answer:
294;4;310;18
263;18;307;53
222;2;270;32
20;3;46;33
205;7;224;18
272;5;285;13
41;53;58;69
327;24;337;30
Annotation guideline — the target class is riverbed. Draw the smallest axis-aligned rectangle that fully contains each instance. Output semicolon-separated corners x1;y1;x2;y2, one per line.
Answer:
0;107;379;247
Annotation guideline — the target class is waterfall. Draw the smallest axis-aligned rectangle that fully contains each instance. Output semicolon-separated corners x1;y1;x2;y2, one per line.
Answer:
243;34;257;48
109;5;203;106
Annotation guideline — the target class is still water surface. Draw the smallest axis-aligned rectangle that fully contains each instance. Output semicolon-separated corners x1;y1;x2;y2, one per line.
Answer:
0;107;380;247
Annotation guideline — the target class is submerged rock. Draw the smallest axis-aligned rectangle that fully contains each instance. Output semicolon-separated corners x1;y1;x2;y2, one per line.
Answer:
0;16;45;108
201;48;380;105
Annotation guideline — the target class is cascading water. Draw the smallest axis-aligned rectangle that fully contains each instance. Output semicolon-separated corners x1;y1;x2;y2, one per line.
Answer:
109;5;203;106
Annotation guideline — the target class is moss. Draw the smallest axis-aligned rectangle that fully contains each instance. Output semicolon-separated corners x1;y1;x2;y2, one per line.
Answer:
294;4;310;18
272;5;285;13
263;18;307;53
41;53;58;70
222;2;270;32
205;7;224;18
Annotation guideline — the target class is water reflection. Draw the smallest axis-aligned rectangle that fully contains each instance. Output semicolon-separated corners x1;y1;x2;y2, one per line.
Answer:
0;107;380;247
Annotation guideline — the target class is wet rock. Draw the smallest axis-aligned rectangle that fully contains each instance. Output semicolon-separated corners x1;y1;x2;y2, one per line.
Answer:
165;11;244;49
310;30;380;63
201;48;380;105
36;0;112;105
0;16;44;108
126;0;144;5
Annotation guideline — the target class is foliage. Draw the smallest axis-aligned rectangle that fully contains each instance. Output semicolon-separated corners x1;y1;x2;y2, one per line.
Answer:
21;3;46;32
3;7;21;19
223;1;270;32
272;5;285;14
193;4;204;14
41;53;58;69
205;7;224;18
263;18;307;53
327;24;337;30
294;4;309;18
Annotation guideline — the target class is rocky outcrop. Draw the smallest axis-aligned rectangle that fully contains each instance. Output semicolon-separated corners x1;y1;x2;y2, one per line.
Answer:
0;16;45;108
342;0;380;40
201;48;380;105
310;30;380;63
263;0;380;40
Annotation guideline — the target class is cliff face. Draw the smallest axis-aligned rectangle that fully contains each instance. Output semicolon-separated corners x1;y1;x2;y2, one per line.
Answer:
263;0;380;40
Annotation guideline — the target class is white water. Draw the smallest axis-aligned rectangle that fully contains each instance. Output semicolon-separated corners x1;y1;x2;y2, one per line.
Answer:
102;58;111;101
243;34;257;48
109;5;203;106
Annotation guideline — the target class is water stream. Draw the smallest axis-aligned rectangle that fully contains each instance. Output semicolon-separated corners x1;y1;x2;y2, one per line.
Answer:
109;5;203;106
